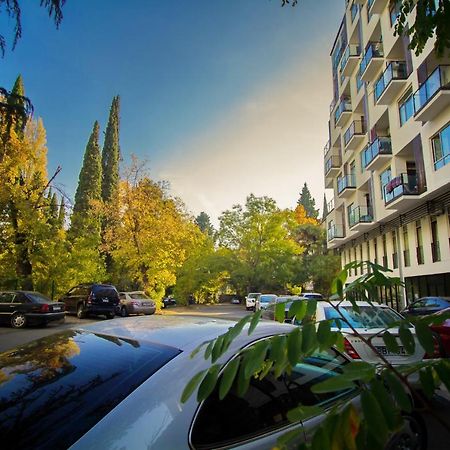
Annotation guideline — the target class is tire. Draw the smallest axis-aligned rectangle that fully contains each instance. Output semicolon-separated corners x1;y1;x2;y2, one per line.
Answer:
77;303;86;319
386;413;427;450
105;311;115;319
11;312;27;329
120;307;128;318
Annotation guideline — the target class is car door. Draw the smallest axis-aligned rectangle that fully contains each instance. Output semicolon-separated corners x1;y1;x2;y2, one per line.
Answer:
0;293;14;323
62;287;85;313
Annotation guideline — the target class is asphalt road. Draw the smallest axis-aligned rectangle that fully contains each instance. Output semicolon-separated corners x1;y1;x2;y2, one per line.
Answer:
0;303;449;448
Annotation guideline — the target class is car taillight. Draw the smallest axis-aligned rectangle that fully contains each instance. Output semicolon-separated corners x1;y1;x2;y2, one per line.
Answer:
40;304;49;313
131;301;140;306
87;292;95;304
344;338;361;359
424;336;441;359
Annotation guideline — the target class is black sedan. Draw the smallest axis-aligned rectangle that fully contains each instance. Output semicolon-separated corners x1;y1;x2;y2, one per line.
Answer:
401;296;450;318
0;291;65;328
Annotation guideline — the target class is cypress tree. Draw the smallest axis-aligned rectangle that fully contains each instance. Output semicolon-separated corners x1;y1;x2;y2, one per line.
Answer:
49;191;58;219
101;96;120;204
58;197;66;229
7;74;27;136
70;121;102;235
297;183;319;219
321;194;328;223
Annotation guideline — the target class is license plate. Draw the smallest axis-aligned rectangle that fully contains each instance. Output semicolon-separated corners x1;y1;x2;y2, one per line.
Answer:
53;307;61;311
375;346;406;356
102;298;109;303
143;302;152;306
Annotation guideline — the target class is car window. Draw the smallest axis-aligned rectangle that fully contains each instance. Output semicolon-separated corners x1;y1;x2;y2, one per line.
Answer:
25;292;51;303
119;293;126;300
411;299;428;309
13;293;30;304
92;285;118;298
324;306;402;329
260;295;277;303
424;298;446;308
69;286;88;296
191;347;353;449
130;293;150;300
0;330;180;450
0;293;14;303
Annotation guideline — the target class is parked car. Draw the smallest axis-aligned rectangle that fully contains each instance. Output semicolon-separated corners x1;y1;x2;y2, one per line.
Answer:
429;307;450;357
162;297;177;308
263;300;437;367
230;297;241;304
301;292;324;300
245;292;261;311
255;293;277;311
117;291;156;317
0;316;425;449
401;296;450;318
60;283;119;319
0;290;65;328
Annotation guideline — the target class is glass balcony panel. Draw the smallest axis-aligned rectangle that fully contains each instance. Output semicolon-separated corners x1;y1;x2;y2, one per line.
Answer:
344;120;365;147
362;137;392;168
384;173;420;204
334;98;352;124
359;42;384;77
374;61;407;101
413;65;450;113
337;174;356;194
327;224;345;241
348;206;373;228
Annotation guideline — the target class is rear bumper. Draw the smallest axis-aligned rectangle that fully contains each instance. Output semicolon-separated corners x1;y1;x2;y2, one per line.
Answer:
86;304;117;315
26;312;65;323
128;305;156;315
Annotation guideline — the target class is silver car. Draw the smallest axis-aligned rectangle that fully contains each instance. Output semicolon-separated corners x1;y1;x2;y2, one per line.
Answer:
118;291;156;317
0;316;425;449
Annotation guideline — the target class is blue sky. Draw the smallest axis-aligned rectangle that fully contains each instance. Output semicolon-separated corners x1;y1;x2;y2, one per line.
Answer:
1;0;342;222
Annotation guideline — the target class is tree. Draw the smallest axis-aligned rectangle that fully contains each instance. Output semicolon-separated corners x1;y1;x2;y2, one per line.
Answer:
297;183;318;219
321;193;328;223
70;121;102;237
282;0;450;57
0;0;66;57
195;211;215;238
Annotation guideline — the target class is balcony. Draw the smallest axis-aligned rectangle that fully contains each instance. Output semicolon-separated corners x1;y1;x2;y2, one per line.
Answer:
359;42;384;82
344;120;366;150
362;136;392;170
334;98;352;127
384;173;425;209
340;44;361;77
374;61;408;105
348;206;374;231
413;65;450;122
327;224;345;242
337;174;356;198
324;140;331;158
326;199;334;216
368;0;389;14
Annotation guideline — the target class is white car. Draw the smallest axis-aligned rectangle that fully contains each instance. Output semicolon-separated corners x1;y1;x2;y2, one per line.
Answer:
301;292;324;300
245;292;261;311
255;294;277;311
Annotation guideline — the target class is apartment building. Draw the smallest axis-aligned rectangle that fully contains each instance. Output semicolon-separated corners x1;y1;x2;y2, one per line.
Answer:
324;0;450;310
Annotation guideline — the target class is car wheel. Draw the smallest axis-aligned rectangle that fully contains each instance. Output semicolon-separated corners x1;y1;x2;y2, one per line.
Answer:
386;413;427;450
106;311;115;319
120;307;128;317
77;303;86;319
11;312;27;329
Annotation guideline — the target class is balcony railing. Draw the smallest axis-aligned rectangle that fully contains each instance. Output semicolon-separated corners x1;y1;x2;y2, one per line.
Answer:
327;224;345;241
324;140;330;156
413;65;450;114
344;120;365;147
362;136;392;168
348;206;373;228
327;198;334;215
359;42;384;77
340;44;360;73
337;174;356;194
325;155;341;175
431;242;441;263
383;173;420;204
374;61;407;101
334;98;352;124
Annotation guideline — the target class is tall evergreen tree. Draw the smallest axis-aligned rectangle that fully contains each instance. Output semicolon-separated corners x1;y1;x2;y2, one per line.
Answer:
70;121;102;235
101;96;120;204
195;212;215;238
58;196;65;228
7;75;27;136
321;193;328;223
297;182;319;219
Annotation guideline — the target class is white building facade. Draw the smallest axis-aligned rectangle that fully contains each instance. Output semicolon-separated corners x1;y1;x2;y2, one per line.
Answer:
325;0;450;310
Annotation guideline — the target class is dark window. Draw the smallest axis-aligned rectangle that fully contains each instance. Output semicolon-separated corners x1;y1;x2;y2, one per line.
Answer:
25;292;52;304
0;293;14;303
399;90;414;126
0;330;180;450
12;293;29;304
70;286;89;296
191;349;353;449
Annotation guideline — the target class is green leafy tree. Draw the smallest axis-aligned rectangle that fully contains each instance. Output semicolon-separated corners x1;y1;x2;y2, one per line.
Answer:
70;121;102;237
297;183;318;219
195;211;215;238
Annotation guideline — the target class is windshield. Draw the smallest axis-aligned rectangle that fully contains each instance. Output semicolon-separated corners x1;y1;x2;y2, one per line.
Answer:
26;292;52;303
324;306;403;329
260;295;276;303
130;293;150;300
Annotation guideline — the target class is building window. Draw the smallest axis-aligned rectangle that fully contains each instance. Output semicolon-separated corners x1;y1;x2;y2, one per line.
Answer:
351;1;358;22
356;73;363;92
403;225;410;267
366;240;371;265
431;122;450;170
416;220;424;265
380;167;391;199
389;1;401;26
430;217;441;262
374;237;378;265
399;89;414;126
382;234;388;268
392;230;398;269
359;245;364;273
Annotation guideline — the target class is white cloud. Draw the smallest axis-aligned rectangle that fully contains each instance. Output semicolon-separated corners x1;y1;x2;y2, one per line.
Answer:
156;52;332;224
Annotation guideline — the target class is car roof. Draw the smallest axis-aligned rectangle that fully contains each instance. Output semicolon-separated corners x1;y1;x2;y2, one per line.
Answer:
119;291;146;295
322;300;393;308
78;315;294;352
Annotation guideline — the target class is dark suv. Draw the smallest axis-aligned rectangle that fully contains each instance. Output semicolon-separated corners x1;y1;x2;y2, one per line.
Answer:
60;284;119;319
0;291;65;328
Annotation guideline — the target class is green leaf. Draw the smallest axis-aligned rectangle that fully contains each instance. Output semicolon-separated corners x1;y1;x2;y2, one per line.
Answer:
399;325;416;354
306;299;317;317
382;331;400;354
275;301;286;323
343;361;376;382
301;322;317;355
317;320;332;348
311;374;355;394
419;367;436;399
204;340;214;360
219;357;240;400
435;360;450;392
287;405;323;422
243;341;269;379
335;332;345;352
227;315;252;341
415;321;435;355
236;360;250;397
287;327;303;366
197;365;220;402
248;310;262;335
288;300;307;321
334;278;344;299
383;371;412;412
211;335;225;363
190;340;208;359
361;390;389;445
370;379;401;431
180;369;207;403
271;335;287;377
